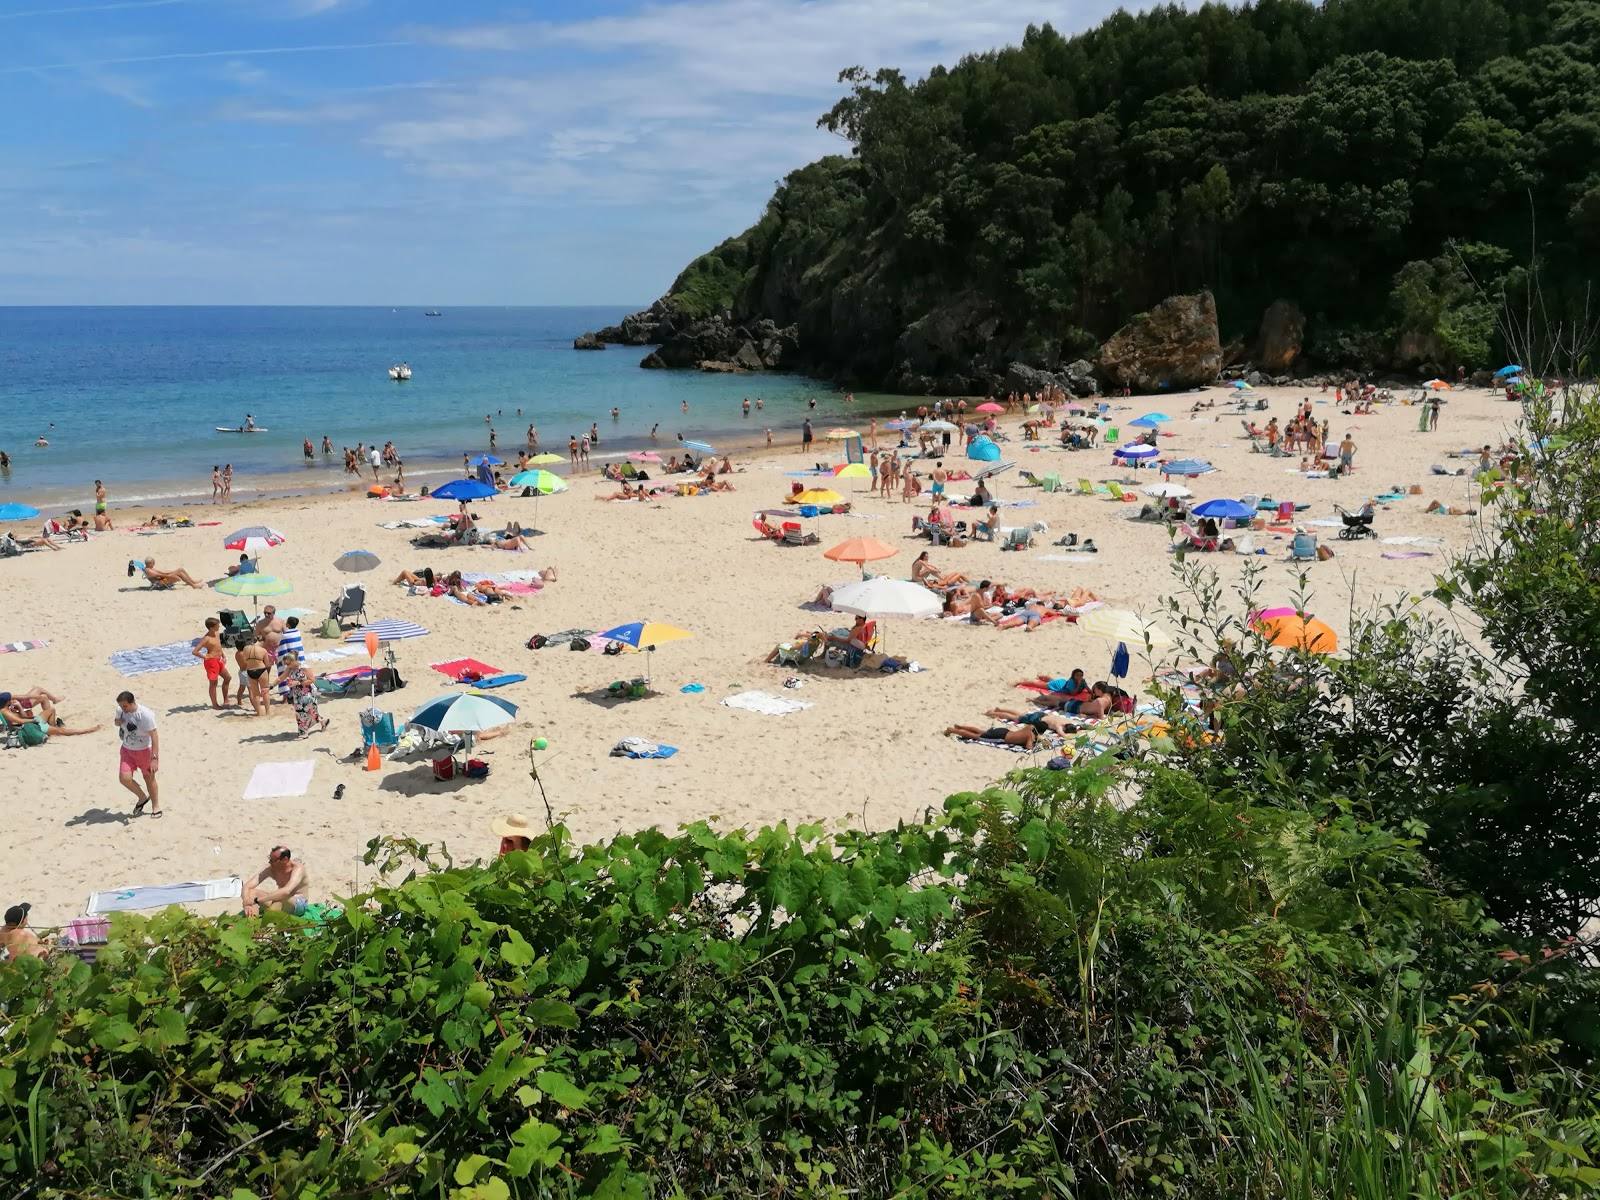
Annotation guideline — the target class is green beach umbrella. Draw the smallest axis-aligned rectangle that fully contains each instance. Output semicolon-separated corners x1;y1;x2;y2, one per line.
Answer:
508;470;568;494
215;573;293;615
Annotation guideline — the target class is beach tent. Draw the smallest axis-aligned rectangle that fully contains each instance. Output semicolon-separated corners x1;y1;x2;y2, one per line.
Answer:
966;436;1002;462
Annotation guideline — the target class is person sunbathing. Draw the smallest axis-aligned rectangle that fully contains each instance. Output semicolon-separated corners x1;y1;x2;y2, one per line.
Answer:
911;551;969;588
984;707;1080;735
595;482;642;501
0;686;65;706
997;599;1048;630
1076;682;1114;718
944;723;1037;750
968;588;1001;626
700;472;735;492
392;566;437;589
441;571;485;605
3;696;99;738
140;557;202;587
473;580;505;601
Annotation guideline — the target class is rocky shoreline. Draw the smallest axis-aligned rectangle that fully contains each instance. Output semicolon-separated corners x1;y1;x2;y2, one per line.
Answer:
575;289;1486;396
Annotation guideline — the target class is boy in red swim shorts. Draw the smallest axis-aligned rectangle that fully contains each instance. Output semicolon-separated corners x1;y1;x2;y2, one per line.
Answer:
193;616;233;710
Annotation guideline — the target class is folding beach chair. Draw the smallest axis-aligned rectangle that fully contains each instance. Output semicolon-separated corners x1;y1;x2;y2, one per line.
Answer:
1002;526;1034;551
128;560;176;589
1289;532;1318;563
327;585;368;629
782;522;818;546
1105;482;1138;502
1077;479;1096;496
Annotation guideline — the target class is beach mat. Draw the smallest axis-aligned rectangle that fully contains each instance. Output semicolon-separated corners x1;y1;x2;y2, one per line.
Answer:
473;673;526;688
108;638;201;677
0;639;48;654
243;760;316;800
612;737;679;759
87;876;242;915
431;657;503;681
722;690;813;716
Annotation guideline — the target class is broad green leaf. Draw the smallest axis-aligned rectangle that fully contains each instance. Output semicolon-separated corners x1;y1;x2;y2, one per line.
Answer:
535;1070;589;1111
454;1153;492;1185
506;1118;563;1177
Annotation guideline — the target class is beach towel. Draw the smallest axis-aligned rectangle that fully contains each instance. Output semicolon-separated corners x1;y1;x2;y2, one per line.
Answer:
304;645;366;664
722;690;812;716
324;666;375;682
611;737;679;759
377;518;441;529
1382;536;1444;546
1382;551;1433;559
0;640;48;654
87;876;242;915
472;673;526;689
243;760;316;800
108;638;202;676
431;657;503;681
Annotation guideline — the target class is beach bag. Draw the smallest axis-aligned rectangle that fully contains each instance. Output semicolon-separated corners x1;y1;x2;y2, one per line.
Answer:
568;637;591;652
320;617;341;639
1316;544;1335;561
373;667;405;694
527;634;547;649
603;641;624;656
1112;693;1136;715
431;756;455;781
464;759;490;779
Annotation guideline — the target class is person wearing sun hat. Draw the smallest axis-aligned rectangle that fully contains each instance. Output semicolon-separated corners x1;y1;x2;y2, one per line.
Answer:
492;813;535;856
1;902;47;960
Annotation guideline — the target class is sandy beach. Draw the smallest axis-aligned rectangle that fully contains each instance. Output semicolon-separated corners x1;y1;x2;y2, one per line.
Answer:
1;383;1522;926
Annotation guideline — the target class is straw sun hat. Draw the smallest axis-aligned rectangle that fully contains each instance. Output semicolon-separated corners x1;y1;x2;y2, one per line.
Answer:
491;813;535;839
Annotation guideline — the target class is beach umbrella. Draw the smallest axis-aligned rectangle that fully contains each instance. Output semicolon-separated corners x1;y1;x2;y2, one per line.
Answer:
1252;605;1300;621
508;470;567;493
431;478;498;502
1189;498;1255;521
1128;417;1163;428
793;488;843;506
920;419;957;432
1228;381;1253;390
1142;482;1192;499
830;577;940;654
409;691;518;734
469;455;504;467
1078;607;1172;648
628;451;662;463
975;402;1004;414
1114;444;1159;462
333;550;381;573
1495;365;1523;377
596;620;693;683
683;440;715;454
529;452;565;465
1161;459;1215;477
824;428;859;440
1425;379;1452;390
973;461;1015;484
833;463;870;478
1253;613;1338;654
823;536;897;566
343;618;429;644
1137;412;1172;423
214;573;292;615
222;526;285;552
0;503;41;521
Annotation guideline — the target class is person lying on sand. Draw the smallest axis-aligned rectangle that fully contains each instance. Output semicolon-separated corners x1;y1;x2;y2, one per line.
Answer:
944;723;1037;750
1426;500;1479;515
3;696;100;738
911;551;969;588
985;707;1081;734
392;567;437;589
0;686;65;706
441;571;485;606
997;599;1049;630
596;482;643;501
138;557;203;587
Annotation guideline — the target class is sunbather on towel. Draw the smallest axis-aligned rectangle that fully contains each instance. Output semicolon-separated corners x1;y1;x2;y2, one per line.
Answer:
439;571;485;605
984;707;1081;734
393;566;437;589
912;552;969;588
944;723;1037;749
997;599;1048;630
140;557;202;588
3;696;99;739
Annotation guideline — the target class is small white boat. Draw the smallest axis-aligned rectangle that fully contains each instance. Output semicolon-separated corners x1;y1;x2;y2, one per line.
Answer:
216;426;270;434
389;364;412;381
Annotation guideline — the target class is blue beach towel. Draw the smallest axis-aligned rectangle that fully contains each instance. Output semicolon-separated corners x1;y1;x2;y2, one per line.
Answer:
627;744;678;759
109;638;202;676
473;673;526;688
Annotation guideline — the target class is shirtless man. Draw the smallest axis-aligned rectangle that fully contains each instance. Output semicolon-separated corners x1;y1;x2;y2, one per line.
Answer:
235;635;271;714
94;479;112;530
141;557;203;588
242;846;311;917
984;706;1081;735
0;903;47;960
944;723;1037;750
193;617;232;710
254;604;286;661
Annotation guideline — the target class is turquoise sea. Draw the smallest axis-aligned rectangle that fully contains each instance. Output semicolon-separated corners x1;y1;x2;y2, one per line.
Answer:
0;307;878;511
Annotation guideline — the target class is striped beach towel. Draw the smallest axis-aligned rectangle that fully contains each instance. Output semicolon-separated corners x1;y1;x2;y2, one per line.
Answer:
0;639;48;654
343;619;429;643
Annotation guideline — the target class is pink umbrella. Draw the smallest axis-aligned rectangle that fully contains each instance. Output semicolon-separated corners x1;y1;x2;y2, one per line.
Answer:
976;402;1004;414
1251;606;1300;621
628;452;662;462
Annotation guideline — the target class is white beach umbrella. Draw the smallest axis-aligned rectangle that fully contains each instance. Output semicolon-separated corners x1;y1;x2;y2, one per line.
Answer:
1077;607;1173;648
1142;482;1192;499
830;577;941;656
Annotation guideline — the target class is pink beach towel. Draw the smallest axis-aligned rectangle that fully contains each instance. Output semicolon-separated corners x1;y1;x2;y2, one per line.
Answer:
431;657;503;680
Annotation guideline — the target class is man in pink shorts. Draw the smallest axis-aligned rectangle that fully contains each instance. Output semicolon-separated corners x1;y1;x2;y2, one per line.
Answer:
114;690;161;817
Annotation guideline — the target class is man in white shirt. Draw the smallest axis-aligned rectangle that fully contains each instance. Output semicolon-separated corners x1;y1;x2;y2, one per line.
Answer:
369;446;383;482
114;690;160;817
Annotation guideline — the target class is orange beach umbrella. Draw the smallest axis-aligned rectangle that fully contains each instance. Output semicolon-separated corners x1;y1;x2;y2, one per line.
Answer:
1253;614;1338;653
823;536;897;565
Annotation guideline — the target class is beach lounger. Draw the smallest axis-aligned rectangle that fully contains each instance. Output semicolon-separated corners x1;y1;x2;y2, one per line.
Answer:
781;522;818;547
1020;471;1044;488
1105;482;1138;502
1002;526;1034;551
327;584;368;629
1289;532;1319;562
1077;478;1095;495
1179;523;1220;552
129;560;176;589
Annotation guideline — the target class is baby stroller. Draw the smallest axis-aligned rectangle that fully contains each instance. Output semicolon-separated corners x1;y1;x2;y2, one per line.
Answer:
1334;504;1376;540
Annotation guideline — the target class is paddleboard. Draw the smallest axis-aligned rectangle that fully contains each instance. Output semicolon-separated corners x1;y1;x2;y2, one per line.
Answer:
215;427;270;433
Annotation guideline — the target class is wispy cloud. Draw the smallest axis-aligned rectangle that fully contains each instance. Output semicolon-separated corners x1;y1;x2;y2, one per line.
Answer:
0;0;195;20
0;40;409;75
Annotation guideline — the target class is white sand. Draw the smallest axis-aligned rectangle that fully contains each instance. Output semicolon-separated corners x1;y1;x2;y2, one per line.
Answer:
1;384;1521;925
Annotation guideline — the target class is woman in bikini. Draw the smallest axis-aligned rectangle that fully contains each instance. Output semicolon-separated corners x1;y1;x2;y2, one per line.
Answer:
234;636;272;716
392;566;437;590
441;571;486;606
911;551;969;588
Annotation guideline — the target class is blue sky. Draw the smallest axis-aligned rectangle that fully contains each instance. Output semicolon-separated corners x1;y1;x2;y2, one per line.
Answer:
0;0;1127;304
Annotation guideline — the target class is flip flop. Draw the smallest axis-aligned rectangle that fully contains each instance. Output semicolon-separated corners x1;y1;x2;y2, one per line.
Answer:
131;796;149;816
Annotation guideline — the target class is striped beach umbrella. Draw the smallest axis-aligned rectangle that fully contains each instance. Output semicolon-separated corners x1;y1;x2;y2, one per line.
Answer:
409;691;518;733
344;619;429;644
222;526;286;552
508;470;567;494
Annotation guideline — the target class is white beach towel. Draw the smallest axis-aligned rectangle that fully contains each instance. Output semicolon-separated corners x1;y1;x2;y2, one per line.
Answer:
1038;554;1097;563
87;876;242;914
722;690;813;716
1382;535;1445;546
243;759;316;800
304;645;365;663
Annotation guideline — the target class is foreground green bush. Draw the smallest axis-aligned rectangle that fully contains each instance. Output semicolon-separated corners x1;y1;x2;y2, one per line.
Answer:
4;761;1596;1198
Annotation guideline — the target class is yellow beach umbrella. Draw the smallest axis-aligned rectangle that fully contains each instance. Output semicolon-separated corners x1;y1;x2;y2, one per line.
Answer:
793;488;843;505
834;463;870;478
1077;607;1173;648
595;620;692;683
528;453;565;465
824;428;859;440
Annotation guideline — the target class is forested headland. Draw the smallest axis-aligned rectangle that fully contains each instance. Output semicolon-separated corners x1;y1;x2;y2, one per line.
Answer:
582;0;1600;393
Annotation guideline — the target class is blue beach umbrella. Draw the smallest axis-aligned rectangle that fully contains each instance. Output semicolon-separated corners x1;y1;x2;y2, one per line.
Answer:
469;455;504;467
1228;381;1253;390
683;440;715;454
1136;412;1172;423
1494;365;1523;377
0;503;41;521
1128;417;1163;429
1161;459;1215;477
1190;498;1255;521
409;691;518;733
432;478;498;502
1114;444;1159;460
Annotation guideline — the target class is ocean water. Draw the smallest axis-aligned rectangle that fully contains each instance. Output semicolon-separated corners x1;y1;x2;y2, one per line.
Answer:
0;307;878;510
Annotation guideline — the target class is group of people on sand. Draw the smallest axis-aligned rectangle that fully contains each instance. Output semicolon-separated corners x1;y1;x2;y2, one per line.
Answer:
389;563;552;604
942;672;1131;748
191;605;328;737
